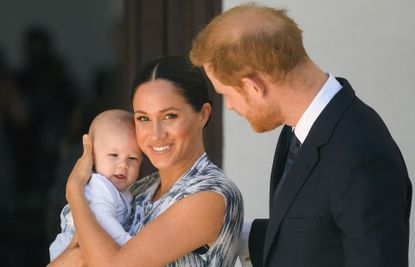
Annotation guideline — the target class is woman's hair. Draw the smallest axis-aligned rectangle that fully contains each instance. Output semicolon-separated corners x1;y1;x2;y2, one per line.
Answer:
130;55;211;113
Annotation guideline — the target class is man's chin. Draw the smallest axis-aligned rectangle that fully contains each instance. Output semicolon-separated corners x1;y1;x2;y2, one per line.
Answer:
250;122;272;133
249;120;282;133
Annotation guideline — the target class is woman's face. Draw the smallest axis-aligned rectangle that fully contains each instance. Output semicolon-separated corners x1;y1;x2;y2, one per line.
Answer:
132;79;210;176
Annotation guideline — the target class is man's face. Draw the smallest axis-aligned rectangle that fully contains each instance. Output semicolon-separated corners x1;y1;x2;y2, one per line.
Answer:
203;65;249;116
204;65;281;133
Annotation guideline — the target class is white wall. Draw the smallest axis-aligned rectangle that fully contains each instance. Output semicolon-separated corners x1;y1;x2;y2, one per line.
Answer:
222;0;415;266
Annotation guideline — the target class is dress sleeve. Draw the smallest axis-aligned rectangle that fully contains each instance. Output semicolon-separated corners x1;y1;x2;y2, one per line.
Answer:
183;170;244;266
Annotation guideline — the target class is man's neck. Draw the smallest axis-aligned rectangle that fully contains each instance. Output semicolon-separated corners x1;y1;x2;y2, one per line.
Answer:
276;60;328;127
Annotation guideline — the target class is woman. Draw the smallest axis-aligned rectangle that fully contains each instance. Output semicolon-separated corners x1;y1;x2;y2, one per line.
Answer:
49;56;243;267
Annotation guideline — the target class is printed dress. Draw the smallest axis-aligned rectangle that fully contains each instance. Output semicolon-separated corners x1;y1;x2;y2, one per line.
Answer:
128;153;244;267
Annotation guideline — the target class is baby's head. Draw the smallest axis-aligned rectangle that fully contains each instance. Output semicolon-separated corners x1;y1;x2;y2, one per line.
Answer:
89;109;142;191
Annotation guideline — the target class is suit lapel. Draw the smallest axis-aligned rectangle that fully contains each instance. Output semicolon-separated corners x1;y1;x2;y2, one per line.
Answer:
263;142;319;263
262;78;357;264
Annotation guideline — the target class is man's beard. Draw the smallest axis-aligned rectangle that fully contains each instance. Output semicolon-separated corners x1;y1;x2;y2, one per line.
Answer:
246;104;283;133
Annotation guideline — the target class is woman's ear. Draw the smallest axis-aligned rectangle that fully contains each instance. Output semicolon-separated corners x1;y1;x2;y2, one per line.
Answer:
200;103;212;128
241;76;266;97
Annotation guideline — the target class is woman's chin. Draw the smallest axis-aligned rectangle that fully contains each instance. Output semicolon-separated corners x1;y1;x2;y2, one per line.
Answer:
148;157;171;171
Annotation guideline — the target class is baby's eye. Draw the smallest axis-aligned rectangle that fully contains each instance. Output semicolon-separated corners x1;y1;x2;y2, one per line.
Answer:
136;116;149;122
109;153;118;157
129;156;138;161
165;113;177;120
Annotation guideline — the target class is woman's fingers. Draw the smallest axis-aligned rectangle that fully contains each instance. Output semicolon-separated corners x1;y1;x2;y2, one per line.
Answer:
66;134;94;200
71;136;93;183
81;134;93;160
77;134;94;179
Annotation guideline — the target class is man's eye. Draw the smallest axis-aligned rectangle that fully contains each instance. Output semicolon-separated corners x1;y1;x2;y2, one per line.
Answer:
165;113;177;119
136;116;149;122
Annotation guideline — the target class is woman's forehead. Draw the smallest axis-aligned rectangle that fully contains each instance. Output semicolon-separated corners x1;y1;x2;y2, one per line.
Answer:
135;80;181;96
133;80;190;111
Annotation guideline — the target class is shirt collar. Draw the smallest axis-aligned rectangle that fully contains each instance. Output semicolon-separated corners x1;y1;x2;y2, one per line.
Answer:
294;73;342;144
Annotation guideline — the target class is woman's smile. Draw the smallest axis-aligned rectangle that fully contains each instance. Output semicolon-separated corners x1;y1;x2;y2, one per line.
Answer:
151;144;172;153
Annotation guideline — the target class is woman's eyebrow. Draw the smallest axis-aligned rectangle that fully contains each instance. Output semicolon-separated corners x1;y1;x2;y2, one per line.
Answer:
134;107;181;114
160;107;181;113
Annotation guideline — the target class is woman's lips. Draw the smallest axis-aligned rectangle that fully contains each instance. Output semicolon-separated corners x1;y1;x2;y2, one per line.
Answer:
151;144;172;153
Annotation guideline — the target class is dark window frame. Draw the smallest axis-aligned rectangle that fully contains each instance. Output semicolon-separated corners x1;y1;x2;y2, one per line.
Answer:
123;0;223;176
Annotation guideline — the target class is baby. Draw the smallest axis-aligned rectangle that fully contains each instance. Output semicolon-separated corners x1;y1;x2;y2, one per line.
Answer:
49;109;142;261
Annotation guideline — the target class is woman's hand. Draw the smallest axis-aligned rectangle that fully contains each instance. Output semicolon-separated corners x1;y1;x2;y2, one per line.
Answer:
66;134;93;203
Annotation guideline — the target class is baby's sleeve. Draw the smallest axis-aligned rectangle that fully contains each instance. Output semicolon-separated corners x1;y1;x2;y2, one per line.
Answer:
49;204;74;261
85;175;132;246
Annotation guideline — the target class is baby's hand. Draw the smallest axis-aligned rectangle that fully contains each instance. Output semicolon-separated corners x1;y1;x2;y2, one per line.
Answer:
66;134;93;201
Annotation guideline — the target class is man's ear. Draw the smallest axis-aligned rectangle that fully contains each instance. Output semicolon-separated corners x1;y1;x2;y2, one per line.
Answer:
241;76;266;97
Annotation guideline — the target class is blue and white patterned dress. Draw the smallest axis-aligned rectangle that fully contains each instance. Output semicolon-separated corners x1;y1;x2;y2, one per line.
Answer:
128;153;243;267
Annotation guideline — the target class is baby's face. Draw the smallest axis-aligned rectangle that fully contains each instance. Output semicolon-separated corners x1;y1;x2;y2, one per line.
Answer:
93;126;142;191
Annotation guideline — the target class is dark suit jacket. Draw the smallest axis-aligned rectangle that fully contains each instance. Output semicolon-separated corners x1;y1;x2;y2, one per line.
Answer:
249;78;412;267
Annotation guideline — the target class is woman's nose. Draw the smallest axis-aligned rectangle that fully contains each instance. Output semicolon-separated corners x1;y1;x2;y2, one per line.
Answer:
152;121;166;140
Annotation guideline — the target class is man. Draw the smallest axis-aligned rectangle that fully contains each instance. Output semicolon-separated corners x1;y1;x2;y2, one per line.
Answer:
190;4;411;267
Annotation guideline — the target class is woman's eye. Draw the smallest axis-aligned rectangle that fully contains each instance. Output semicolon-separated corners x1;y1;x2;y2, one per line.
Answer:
136;116;149;122
165;113;177;120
